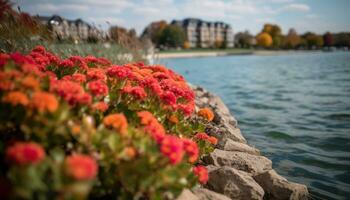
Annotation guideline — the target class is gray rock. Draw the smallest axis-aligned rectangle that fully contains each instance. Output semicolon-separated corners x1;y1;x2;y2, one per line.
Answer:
254;170;309;200
193;86;238;128
205;123;247;144
176;189;199;200
203;149;272;176
206;166;264;200
192;188;231;200
219;138;260;155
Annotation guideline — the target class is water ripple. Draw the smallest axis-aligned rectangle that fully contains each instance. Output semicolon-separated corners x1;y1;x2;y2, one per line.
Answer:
162;51;350;199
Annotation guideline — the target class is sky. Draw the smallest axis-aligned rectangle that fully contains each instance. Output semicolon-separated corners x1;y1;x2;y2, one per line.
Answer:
13;0;350;35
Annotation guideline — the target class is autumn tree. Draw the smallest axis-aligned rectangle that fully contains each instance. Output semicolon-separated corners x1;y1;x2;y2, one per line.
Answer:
256;32;273;48
141;20;167;47
261;24;282;48
284;28;301;49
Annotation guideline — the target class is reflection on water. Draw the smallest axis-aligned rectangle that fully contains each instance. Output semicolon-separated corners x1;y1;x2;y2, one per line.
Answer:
161;52;350;200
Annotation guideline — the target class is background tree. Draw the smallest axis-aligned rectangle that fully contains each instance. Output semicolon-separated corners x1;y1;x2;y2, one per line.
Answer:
261;24;282;48
234;31;254;48
159;25;185;48
302;32;324;49
141;20;167;47
333;33;350;47
323;32;334;47
284;28;301;49
109;26;141;49
256;32;273;48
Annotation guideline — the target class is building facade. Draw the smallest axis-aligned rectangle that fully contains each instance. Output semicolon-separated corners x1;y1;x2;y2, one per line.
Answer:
172;18;234;48
37;15;105;41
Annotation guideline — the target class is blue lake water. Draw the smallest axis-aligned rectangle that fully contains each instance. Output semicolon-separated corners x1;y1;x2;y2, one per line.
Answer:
160;52;350;200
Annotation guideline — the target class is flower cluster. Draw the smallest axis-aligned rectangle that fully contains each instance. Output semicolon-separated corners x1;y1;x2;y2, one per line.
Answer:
6;142;45;166
0;46;215;199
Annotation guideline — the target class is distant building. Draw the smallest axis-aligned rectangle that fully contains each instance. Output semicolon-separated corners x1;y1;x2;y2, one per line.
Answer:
36;15;105;41
171;18;234;48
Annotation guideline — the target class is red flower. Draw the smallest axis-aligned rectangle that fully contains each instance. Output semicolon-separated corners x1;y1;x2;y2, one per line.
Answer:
194;132;210;140
65;154;98;181
161;91;176;105
193;165;209;184
87;68;106;81
182;139;199;163
32;45;46;54
160;135;184;165
72;73;86;83
107;65;132;79
194;133;218;145
59;59;74;68
6;142;45;166
10;52;31;65
53;80;91;105
88;80;108;97
123;86;147;100
0;53;10;68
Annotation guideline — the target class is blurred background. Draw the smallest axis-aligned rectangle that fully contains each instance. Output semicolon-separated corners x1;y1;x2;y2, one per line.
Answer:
1;0;350;199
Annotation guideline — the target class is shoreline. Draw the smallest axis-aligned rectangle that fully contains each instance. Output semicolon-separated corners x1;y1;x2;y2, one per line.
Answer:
155;49;335;59
184;85;309;200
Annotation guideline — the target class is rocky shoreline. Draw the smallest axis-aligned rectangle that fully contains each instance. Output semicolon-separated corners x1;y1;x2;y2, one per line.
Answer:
178;86;309;200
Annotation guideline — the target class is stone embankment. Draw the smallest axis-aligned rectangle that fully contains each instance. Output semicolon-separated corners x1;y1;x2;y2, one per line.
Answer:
178;86;309;200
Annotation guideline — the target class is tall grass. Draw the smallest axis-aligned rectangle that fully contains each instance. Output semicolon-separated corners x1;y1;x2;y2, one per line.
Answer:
0;0;146;64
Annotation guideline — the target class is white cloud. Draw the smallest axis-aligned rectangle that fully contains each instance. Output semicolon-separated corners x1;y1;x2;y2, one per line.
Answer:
255;17;276;23
305;14;319;19
282;3;310;12
35;3;89;13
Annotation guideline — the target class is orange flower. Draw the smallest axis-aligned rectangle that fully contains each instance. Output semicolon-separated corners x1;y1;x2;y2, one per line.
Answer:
137;111;165;142
6;142;45;165
208;136;218;145
91;102;108;112
198;108;214;121
137;111;155;125
2;91;29;106
21;76;39;90
65;154;98;181
71;125;81;135
169;115;179;124
30;91;58;113
103;113;128;135
124;147;137;159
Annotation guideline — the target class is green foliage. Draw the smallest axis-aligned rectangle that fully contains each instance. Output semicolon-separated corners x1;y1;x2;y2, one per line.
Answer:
302;32;324;48
159;25;186;48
